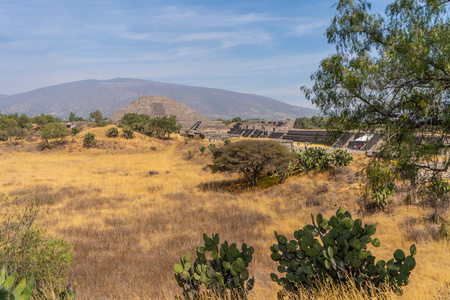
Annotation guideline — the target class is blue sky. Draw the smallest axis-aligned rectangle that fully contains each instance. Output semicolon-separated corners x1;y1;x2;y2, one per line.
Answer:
0;0;389;108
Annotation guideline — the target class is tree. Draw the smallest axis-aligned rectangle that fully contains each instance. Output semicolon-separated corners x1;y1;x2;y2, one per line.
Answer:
89;110;103;123
302;0;450;208
39;123;69;149
69;112;76;122
209;140;295;187
5;126;27;144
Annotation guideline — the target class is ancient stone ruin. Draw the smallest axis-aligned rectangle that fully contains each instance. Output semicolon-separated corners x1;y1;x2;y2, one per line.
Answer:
109;96;211;130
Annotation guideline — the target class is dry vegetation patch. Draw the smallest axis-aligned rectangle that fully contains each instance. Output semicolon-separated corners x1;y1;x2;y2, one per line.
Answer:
0;136;448;299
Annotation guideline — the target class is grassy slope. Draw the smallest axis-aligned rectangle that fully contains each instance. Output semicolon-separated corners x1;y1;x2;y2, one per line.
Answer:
0;126;449;299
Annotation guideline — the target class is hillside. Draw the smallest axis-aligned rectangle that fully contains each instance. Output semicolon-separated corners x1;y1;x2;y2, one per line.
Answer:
0;78;317;120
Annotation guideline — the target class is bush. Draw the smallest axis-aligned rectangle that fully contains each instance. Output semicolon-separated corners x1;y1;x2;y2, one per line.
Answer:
208;143;216;153
121;127;135;139
0;194;72;288
105;127;119;138
223;139;231;146
83;132;96;148
174;233;255;299
199;146;206;155
71;127;80;136
270;208;416;296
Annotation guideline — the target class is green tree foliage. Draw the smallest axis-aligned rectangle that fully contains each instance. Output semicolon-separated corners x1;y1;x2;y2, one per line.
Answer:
83;132;96;148
270;208;417;296
223;139;231;146
174;233;254;299
301;0;450;209
118;114;181;138
39;123;69;149
4;126;28;144
105;127;119;138
0;194;72;288
118;113;151;128
89;110;103;124
121;127;135;139
32;114;60;125
294;116;328;129
209;140;295;187
0;113;29;142
68;112;76;122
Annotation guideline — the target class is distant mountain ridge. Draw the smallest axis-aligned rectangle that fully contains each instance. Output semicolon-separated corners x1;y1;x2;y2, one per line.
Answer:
0;78;317;120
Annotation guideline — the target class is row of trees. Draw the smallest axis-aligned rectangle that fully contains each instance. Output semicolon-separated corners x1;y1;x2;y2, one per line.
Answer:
293;116;328;129
119;113;181;138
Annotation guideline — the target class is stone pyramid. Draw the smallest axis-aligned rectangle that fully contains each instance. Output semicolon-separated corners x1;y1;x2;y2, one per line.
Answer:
109;96;209;129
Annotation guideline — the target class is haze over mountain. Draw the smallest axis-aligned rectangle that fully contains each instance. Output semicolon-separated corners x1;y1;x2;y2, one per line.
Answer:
0;78;317;120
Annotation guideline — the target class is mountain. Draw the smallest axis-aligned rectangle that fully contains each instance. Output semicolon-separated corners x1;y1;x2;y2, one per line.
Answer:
0;78;317;120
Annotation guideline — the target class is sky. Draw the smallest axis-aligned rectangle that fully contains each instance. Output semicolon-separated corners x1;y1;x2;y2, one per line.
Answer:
0;0;390;108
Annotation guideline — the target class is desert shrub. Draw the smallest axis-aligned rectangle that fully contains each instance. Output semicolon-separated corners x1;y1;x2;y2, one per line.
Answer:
364;162;396;209
270;208;416;296
223;139;231;146
71;126;80;136
199;146;206;155
174;233;255;299
83;132;96;148
0;194;72;289
121;127;135;139
208;143;216;153
185;150;193;160
105;127;119;138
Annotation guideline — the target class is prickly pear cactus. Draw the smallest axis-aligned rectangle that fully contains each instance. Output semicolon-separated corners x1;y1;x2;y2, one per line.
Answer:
0;264;35;300
270;208;416;295
174;233;255;299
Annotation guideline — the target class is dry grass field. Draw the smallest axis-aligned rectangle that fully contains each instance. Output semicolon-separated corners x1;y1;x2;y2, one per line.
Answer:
0;125;449;299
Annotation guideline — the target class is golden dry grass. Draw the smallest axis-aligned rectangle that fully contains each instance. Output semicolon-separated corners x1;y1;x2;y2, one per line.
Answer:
0;126;449;299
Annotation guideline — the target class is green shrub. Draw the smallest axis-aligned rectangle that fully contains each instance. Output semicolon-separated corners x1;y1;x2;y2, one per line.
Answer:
208;143;216;153
223;139;231;146
121;127;135;139
199;146;206;155
270;208;416;296
364;162;396;209
71;127;80;136
105;127;119;138
0;264;35;300
83;132;96;148
0;194;72;289
174;233;255;299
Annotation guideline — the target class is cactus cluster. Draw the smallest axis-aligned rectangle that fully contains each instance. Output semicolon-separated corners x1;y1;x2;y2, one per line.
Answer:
270;208;416;294
174;233;255;299
0;265;35;300
296;148;352;173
